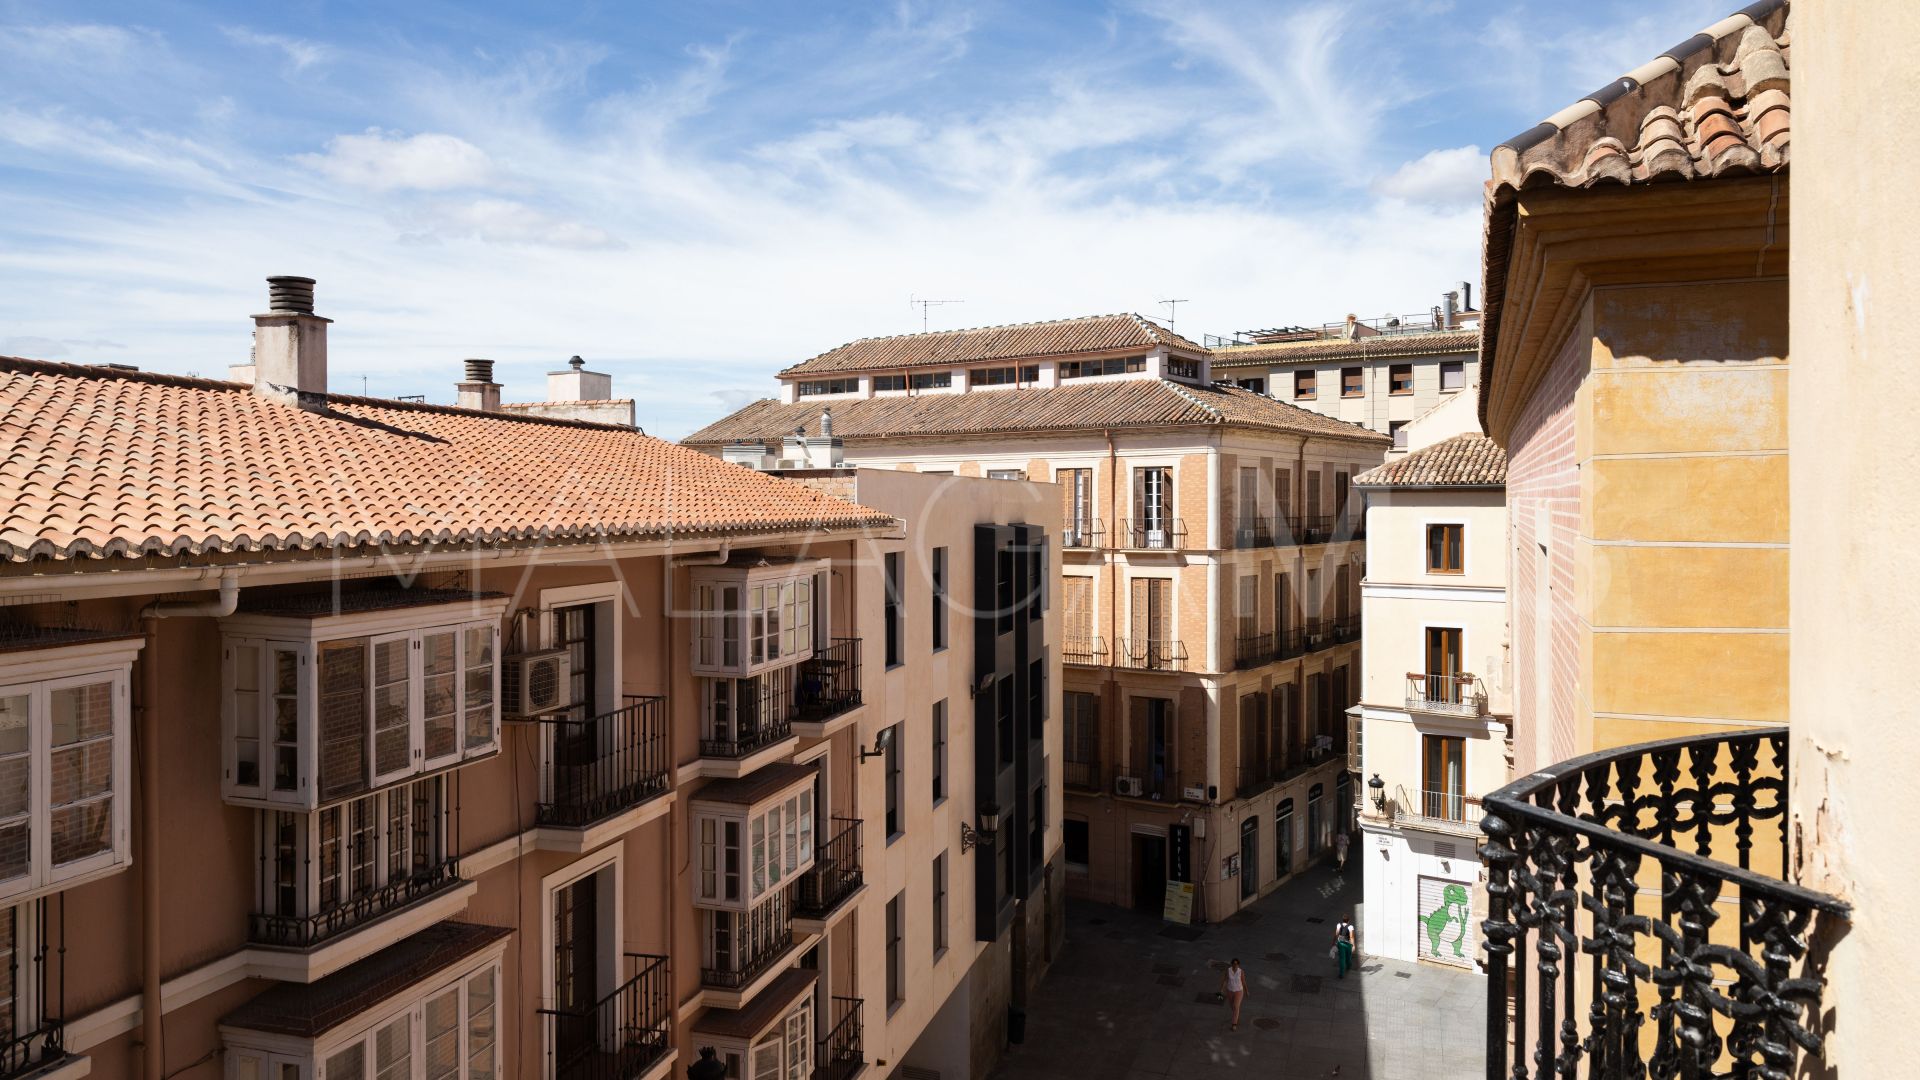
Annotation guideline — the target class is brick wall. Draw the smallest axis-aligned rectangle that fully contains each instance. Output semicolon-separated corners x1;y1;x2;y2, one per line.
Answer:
1506;318;1586;776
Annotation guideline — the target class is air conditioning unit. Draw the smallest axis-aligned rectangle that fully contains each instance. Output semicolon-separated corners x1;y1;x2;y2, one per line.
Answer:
1115;776;1144;798
503;648;572;717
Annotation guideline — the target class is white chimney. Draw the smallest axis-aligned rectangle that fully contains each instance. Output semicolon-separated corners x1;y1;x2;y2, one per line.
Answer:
1442;289;1458;330
547;355;612;402
251;276;330;409
457;358;502;412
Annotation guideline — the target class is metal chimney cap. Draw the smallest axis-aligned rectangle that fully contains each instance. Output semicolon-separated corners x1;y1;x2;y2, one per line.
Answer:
568;355;585;370
266;276;317;314
463;358;496;383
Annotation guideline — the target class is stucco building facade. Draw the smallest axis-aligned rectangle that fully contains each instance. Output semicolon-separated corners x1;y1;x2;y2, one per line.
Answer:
685;316;1388;925
0;278;1055;1080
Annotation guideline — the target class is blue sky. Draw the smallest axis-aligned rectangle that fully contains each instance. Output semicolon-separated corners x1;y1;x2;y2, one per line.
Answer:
1;0;1721;437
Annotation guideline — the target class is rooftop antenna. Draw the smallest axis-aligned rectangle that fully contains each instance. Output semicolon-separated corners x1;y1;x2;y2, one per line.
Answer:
1159;299;1190;335
910;295;964;333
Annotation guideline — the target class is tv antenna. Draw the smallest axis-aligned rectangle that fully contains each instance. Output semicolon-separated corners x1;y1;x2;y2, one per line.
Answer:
1159;299;1190;335
910;295;964;333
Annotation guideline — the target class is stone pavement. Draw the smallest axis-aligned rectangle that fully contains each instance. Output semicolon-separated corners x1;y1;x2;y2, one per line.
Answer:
990;861;1484;1079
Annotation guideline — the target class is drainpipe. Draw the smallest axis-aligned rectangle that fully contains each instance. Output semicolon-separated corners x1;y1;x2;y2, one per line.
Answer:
137;572;238;1079
668;541;732;568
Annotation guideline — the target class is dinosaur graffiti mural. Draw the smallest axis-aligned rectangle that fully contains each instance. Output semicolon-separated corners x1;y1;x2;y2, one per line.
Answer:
1422;882;1471;958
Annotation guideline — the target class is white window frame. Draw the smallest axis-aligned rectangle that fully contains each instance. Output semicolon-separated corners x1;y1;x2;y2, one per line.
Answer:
0;637;140;905
223;601;506;811
688;562;826;679
691;779;815;912
223;945;506;1080
705;995;814;1080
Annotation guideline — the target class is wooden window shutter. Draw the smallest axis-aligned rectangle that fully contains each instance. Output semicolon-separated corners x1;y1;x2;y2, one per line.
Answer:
1064;578;1092;645
1130;578;1150;658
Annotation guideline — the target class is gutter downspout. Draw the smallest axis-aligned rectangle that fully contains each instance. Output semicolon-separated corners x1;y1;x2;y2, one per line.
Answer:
668;541;732;568
136;572;238;1080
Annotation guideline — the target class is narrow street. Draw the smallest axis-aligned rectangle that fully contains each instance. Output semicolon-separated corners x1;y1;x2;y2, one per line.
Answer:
993;862;1484;1079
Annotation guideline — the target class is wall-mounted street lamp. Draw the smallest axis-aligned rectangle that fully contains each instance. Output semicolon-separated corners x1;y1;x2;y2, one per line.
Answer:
1368;773;1386;813
960;804;1002;853
969;671;994;699
859;727;895;764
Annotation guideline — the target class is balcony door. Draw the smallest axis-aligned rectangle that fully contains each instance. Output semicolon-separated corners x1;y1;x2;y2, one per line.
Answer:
553;873;601;1067
1133;467;1172;545
1128;697;1171;794
1236;467;1258;544
1129;578;1170;667
1062;468;1093;544
1425;627;1463;704
554;604;601;807
1423;735;1465;821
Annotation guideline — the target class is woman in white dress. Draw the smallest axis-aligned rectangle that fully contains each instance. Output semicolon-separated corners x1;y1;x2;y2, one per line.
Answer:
1220;958;1248;1030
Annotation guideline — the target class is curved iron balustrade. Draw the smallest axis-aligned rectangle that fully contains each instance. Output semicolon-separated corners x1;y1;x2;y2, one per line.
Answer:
1479;728;1848;1080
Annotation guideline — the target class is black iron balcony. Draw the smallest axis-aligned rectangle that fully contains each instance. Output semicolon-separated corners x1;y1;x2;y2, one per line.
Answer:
1480;729;1848;1080
1112;766;1198;803
250;856;463;949
538;695;669;828
1118;637;1187;671
796;817;862;919
1234;630;1277;669
702;890;797;990
1233;518;1274;549
1063;760;1101;791
1302;618;1330;651
1236;764;1274;799
1388;784;1482;837
0;901;66;1080
1405;672;1483;717
795;638;863;727
1298;515;1334;544
1118;517;1187;550
1331;614;1362;644
1062;519;1105;550
814;997;865;1080
1064;636;1108;666
539;952;671;1080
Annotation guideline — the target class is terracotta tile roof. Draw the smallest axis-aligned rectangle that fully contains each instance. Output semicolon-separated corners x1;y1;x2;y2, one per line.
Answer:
0;357;896;565
777;314;1203;377
683;379;1389;447
1479;0;1790;429
500;399;635;409
1353;433;1507;488
690;762;818;808
1211;330;1478;368
692;969;819;1039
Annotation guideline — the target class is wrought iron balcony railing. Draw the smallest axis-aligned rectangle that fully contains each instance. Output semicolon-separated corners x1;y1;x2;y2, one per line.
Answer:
1297;514;1334;545
538;952;670;1080
1480;729;1848;1080
1063;760;1100;791
1061;519;1105;550
1234;630;1276;669
1388;784;1482;836
1233;519;1275;549
814;997;865;1080
1406;672;1484;717
1118;637;1187;671
796;817;862;918
700;640;863;756
1331;614;1361;644
1236;764;1275;800
537;695;669;828
249;857;464;949
702;889;797;990
1063;636;1107;667
1117;517;1188;550
0;899;66;1080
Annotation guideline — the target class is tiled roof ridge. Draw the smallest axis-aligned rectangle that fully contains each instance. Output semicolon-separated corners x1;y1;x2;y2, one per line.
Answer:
777;313;1205;377
1353;432;1507;488
1211;329;1480;366
1213;382;1387;439
0;355;638;433
1489;0;1789;194
500;399;637;408
1160;379;1223;419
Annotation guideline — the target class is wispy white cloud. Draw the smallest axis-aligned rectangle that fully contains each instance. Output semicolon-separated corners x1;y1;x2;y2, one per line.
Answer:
400;197;624;250
297;129;496;192
219;25;328;71
1372;144;1486;207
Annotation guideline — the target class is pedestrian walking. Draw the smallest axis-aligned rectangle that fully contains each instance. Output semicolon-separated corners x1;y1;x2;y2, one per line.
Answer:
1333;918;1356;979
1220;958;1248;1030
1334;829;1350;871
688;1047;727;1080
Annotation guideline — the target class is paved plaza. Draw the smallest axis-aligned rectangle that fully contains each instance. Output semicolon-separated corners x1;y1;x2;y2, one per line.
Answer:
991;862;1484;1079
